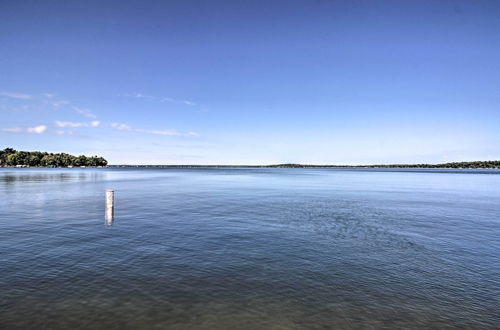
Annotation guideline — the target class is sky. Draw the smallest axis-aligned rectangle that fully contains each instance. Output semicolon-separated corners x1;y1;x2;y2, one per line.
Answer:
1;0;499;165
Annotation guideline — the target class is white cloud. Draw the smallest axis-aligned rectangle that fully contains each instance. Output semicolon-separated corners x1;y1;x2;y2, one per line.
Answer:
2;125;47;134
2;91;99;119
2;127;24;133
1;91;33;99
29;125;48;134
49;100;70;108
111;122;132;130
110;122;198;137
55;121;82;128
55;120;100;128
124;93;197;106
55;130;75;136
160;97;196;106
1;92;106;135
135;128;182;136
73;107;97;118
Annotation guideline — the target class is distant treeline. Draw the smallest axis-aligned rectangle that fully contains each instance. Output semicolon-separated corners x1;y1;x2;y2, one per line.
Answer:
266;162;500;169
110;161;500;169
0;148;107;167
3;146;497;168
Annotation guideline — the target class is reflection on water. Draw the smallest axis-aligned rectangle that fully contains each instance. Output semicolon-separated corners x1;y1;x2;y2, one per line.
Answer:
0;168;499;329
105;190;114;226
0;170;106;184
105;205;114;225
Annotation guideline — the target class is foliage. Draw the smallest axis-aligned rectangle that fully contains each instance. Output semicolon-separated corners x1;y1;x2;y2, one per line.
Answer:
0;148;107;167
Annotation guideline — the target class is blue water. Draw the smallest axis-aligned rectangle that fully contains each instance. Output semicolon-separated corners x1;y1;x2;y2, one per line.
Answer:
0;168;499;329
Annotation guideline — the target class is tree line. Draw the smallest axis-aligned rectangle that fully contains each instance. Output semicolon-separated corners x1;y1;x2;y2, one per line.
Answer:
267;162;500;169
0;148;108;167
110;161;500;169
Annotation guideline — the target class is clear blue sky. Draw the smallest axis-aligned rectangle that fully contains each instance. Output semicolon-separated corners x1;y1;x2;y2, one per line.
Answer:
1;0;499;164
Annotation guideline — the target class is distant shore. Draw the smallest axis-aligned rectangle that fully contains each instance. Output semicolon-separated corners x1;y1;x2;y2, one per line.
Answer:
2;146;499;170
107;161;500;169
3;163;500;169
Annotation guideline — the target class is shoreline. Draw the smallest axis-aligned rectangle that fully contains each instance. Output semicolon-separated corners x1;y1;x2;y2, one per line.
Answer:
2;164;500;169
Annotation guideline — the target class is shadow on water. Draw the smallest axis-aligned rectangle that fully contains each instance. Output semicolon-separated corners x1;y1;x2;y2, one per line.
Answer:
0;170;106;184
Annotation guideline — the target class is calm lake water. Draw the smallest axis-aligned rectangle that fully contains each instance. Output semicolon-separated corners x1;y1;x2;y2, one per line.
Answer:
0;168;499;329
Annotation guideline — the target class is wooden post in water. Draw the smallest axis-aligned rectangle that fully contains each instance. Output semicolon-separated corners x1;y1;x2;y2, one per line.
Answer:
105;190;114;225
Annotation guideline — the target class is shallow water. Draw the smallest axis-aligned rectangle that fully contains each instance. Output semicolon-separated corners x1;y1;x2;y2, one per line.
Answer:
0;168;499;329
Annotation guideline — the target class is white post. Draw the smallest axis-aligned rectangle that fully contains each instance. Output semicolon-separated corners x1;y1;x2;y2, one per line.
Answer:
105;190;114;225
106;190;114;207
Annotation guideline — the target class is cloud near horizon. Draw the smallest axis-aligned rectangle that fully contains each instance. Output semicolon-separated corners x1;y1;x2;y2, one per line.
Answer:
2;121;98;136
2;91;201;140
55;130;75;136
55;120;100;128
0;91;33;100
125;93;197;106
2;125;47;134
110;122;199;137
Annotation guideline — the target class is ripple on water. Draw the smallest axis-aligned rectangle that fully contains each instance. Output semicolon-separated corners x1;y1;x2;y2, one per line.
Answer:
0;168;499;329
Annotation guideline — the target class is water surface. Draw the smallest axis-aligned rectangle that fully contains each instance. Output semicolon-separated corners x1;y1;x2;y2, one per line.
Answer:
0;168;499;329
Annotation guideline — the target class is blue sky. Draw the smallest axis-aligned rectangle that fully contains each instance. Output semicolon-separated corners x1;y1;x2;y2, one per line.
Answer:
1;0;499;164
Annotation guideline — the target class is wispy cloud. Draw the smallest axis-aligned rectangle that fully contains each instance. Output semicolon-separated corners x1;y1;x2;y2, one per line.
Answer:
55;120;100;128
55;130;75;136
48;99;70;108
2;125;47;134
110;122;132;130
29;125;47;133
125;93;197;106
111;122;199;137
46;97;97;118
72;107;97;118
136;128;179;136
1;91;98;119
1;91;33;99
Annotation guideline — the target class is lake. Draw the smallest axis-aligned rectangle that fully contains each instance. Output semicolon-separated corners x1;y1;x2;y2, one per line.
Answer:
0;168;499;329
